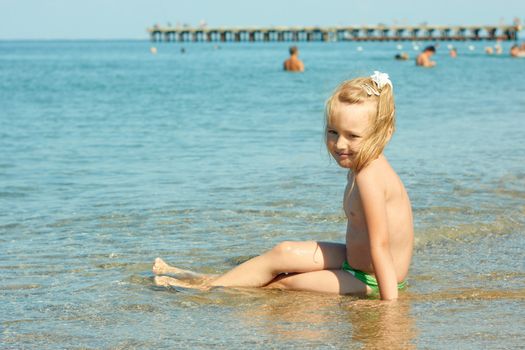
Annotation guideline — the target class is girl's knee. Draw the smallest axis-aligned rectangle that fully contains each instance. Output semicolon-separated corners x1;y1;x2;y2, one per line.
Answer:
270;240;313;257
271;241;294;255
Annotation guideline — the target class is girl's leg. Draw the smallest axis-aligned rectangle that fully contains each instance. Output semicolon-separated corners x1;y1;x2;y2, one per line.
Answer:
265;270;369;296
209;241;346;288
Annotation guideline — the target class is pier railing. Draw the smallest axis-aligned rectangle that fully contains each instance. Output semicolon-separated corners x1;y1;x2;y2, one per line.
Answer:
148;24;521;42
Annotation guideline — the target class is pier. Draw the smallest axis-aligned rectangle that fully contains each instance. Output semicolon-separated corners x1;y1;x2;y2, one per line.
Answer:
148;24;521;42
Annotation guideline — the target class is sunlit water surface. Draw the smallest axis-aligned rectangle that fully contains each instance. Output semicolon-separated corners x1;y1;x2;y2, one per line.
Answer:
1;40;524;349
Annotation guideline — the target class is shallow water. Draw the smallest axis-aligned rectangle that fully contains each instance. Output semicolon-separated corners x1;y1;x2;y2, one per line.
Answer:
1;40;524;349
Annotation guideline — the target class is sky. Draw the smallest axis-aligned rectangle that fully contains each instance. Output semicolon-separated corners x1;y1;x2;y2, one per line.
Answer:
0;0;523;39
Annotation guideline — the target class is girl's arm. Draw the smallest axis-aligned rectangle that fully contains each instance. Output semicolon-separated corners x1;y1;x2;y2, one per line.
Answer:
355;168;399;300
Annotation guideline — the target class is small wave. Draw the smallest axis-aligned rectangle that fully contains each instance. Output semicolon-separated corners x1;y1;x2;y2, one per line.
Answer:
0;191;28;198
415;207;524;245
117;303;158;313
0;222;23;230
0;283;40;290
406;288;525;301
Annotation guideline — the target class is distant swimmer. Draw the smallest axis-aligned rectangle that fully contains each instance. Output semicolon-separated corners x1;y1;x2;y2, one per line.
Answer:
150;47;158;55
395;52;409;61
510;44;525;58
283;46;305;72
416;45;436;67
449;47;457;58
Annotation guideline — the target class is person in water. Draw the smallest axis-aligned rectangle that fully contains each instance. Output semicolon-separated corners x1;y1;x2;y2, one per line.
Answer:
395;52;409;61
283;45;305;72
510;44;525;58
153;71;414;301
416;45;436;67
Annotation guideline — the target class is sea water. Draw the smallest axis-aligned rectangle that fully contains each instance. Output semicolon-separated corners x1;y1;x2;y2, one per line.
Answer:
1;40;524;349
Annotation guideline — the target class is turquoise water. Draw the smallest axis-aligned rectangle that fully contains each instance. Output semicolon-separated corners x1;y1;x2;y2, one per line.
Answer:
1;40;524;349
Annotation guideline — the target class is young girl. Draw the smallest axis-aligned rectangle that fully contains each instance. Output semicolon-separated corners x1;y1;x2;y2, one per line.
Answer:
153;71;414;300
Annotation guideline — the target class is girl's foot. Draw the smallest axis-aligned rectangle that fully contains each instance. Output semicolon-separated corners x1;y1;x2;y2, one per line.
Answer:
152;257;198;276
154;276;209;291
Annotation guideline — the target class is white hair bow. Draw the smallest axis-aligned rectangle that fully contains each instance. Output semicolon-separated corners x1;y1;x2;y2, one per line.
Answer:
370;71;393;90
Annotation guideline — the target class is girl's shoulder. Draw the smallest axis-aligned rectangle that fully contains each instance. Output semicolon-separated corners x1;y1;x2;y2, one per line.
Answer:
356;155;391;176
355;161;384;187
355;155;396;190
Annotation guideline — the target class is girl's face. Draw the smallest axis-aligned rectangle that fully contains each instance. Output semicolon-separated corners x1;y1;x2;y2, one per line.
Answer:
326;101;375;169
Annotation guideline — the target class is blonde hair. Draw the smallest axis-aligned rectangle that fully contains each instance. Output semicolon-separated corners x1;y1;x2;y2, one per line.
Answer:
324;76;396;173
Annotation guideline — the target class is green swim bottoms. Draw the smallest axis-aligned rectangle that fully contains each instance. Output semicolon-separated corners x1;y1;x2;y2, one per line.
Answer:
342;261;407;294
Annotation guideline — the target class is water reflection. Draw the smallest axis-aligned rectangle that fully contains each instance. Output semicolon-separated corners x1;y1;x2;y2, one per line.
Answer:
227;289;417;348
347;299;417;349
